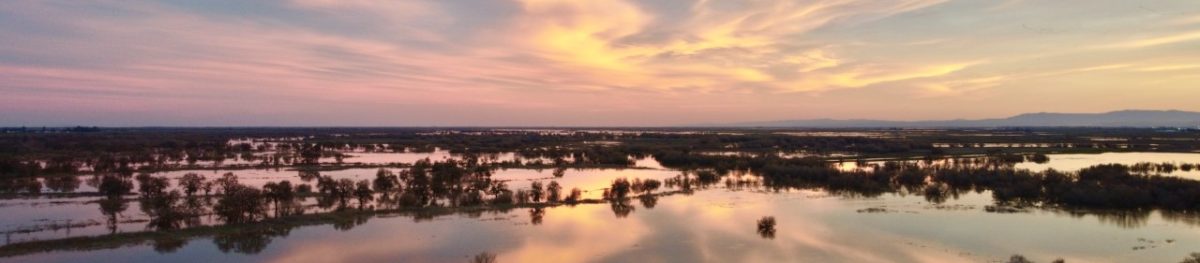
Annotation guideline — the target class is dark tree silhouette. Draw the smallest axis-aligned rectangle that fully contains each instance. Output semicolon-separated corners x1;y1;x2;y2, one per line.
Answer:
179;173;204;196
757;216;776;239
136;174;170;198
373;168;399;193
1007;255;1033;263
98;175;133;198
97;198;127;234
214;184;267;224
546;181;562;202
565;188;582;204
1182;253;1200;263
530;181;544;202
607;178;631;200
354;180;374;208
45;175;81;193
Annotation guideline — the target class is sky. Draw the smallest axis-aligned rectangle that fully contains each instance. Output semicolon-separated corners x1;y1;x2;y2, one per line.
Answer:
1;0;1198;126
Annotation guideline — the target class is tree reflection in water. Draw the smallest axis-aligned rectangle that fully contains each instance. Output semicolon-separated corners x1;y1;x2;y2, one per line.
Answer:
638;194;658;209
152;236;188;253
44;175;81;193
472;252;497;263
609;199;635;218
529;207;545;225
97;198;127;234
212;224;291;254
8;156;1200;257
332;214;370;231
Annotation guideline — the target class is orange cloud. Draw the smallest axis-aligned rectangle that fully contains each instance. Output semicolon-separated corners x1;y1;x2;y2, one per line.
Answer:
2;0;1198;125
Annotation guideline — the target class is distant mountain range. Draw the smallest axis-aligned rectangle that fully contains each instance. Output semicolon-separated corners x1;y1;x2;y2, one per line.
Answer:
716;110;1200;128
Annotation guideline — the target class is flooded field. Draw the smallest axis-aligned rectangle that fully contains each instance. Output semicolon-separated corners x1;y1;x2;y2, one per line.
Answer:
7;178;1200;263
4;150;1200;262
6;0;1200;261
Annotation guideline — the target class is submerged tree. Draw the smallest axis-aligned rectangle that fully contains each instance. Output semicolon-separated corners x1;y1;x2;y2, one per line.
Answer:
354;179;374;208
607;178;632;200
179;173;205;196
373;168;399;193
143;190;191;230
546;181;562;202
214;184;268;224
137;174;170;199
45;175;81;193
98;198;128;234
201;181;215;196
565;188;582;204
757;216;776;239
265;181;295;201
1006;255;1034;263
98;175;133;199
216;172;239;194
530;181;544;202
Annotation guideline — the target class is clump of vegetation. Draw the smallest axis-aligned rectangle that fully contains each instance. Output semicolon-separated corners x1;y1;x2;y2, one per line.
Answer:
353;180;374;207
136;173;170;198
546;181;562;202
606;178;632;200
530;181;544;202
757;216;776;239
1182;252;1200;263
565;188;582;204
1029;153;1050;164
1004;255;1066;263
214;183;268;224
372;169;399;193
1007;255;1033;263
179;173;205;196
98;175;133;198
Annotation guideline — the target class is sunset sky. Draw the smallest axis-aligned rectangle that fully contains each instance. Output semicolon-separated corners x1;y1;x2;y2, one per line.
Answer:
2;0;1198;126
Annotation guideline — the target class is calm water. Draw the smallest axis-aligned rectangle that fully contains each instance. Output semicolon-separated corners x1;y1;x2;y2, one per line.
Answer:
4;152;1200;262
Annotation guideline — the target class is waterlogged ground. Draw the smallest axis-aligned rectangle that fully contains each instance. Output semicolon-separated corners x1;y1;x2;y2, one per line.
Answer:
8;188;1200;263
4;152;1200;262
0;166;679;244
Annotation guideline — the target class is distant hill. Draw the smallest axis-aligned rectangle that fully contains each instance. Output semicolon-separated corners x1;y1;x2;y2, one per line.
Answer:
718;110;1200;128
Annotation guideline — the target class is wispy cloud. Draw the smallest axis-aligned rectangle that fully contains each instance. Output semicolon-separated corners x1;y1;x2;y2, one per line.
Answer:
0;0;1197;125
1102;31;1200;49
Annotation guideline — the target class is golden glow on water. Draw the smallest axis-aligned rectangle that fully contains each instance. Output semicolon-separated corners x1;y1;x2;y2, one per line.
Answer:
8;153;1200;262
11;181;1200;262
503;205;650;262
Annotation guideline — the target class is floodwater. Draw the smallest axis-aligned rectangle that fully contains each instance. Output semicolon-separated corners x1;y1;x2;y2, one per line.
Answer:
10;187;1200;262
4;152;1200;262
1015;152;1200;177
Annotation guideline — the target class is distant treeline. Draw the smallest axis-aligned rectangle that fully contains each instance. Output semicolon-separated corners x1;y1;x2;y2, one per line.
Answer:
3;127;1200;178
